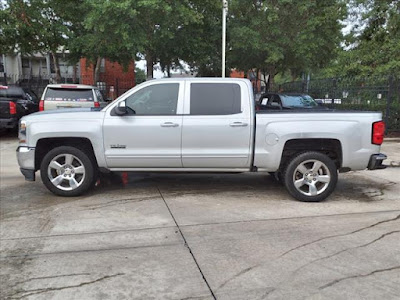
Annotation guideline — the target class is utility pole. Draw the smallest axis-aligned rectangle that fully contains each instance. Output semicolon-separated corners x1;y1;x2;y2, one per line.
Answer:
222;0;228;78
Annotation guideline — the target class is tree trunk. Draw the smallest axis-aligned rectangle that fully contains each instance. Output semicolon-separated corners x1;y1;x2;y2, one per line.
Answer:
72;64;77;83
51;52;61;83
93;57;102;85
267;66;276;92
261;70;269;87
167;64;171;78
146;54;153;79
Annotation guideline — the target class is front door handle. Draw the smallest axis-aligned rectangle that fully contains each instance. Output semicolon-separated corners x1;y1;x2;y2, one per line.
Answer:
161;122;179;127
229;122;248;127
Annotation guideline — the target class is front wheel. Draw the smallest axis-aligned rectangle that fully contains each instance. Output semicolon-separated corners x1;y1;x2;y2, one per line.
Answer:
40;146;97;197
283;152;338;202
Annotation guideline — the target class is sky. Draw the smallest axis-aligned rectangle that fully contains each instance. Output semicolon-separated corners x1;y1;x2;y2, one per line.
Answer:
136;60;166;79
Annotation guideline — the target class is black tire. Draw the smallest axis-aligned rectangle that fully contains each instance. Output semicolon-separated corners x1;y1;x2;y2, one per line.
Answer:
40;146;97;197
283;151;338;202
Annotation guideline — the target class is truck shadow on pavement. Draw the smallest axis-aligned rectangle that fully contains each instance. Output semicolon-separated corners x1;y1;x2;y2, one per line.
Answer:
1;171;396;218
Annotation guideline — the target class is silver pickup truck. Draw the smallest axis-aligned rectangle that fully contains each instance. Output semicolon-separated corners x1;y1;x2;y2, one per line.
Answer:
16;78;387;202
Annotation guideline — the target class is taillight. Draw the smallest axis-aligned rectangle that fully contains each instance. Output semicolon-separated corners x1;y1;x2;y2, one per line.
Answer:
372;121;385;145
39;100;44;111
94;102;100;108
9;102;17;114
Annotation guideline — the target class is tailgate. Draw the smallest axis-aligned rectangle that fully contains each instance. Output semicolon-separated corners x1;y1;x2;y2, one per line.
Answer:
44;100;94;110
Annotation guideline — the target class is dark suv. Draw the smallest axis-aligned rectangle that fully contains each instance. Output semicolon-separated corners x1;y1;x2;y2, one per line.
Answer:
0;85;39;130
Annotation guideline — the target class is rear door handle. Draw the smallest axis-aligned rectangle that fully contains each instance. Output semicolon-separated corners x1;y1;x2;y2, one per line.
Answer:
161;122;179;127
229;122;248;127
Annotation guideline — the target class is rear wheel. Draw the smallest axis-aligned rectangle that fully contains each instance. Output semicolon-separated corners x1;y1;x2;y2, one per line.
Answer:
40;146;96;196
283;151;338;202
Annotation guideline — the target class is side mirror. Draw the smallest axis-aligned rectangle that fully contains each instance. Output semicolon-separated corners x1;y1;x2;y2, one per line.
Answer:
114;101;127;116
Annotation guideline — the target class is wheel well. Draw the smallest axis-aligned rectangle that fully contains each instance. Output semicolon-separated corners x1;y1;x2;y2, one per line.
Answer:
280;139;342;170
35;137;97;170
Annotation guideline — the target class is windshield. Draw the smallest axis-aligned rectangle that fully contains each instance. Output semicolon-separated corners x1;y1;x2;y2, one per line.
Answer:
44;88;94;102
280;95;318;107
0;86;25;99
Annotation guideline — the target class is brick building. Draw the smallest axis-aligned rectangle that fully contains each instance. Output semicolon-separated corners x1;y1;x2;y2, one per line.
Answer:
80;58;135;99
230;69;263;93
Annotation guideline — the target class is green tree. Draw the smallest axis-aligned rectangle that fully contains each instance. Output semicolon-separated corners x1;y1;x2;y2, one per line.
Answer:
135;67;146;84
321;0;400;77
0;0;82;82
83;0;209;79
228;0;346;88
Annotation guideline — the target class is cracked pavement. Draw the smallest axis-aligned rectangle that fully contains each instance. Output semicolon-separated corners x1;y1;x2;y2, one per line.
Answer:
1;136;400;299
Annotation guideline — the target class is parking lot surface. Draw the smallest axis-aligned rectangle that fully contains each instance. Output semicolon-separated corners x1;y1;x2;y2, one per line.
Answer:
1;136;400;300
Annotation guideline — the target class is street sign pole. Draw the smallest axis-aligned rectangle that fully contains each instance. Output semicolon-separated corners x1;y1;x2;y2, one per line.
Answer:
222;0;228;78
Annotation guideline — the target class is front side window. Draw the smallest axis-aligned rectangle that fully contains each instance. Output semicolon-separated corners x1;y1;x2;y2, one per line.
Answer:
190;83;241;115
125;83;179;115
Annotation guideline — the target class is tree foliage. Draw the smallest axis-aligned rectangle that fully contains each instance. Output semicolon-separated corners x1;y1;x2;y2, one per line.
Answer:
228;0;346;86
1;0;397;83
320;0;400;77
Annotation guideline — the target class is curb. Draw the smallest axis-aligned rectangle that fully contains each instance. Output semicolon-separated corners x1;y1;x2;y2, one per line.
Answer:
384;138;400;142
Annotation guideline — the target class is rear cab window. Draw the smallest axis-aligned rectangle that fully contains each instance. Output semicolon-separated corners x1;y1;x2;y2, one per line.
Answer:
189;83;241;115
0;86;25;99
44;88;94;102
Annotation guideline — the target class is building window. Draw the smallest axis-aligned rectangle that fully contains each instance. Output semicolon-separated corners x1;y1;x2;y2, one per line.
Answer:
22;58;30;68
0;57;4;73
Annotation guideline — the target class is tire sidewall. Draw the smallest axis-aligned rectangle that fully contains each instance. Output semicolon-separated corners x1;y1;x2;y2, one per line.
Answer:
40;146;96;197
284;151;338;202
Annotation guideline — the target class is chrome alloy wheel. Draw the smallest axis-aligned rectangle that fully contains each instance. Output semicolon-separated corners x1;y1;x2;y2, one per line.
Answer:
47;154;86;191
292;159;331;196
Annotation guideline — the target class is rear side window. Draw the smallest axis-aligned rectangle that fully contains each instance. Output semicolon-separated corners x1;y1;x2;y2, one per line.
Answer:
44;88;94;102
95;89;104;102
190;83;241;115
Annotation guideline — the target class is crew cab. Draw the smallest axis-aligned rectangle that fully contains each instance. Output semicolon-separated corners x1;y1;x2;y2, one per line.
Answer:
0;85;39;130
17;78;386;202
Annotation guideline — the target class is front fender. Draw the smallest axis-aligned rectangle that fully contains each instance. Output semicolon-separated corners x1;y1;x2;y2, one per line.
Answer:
27;120;107;168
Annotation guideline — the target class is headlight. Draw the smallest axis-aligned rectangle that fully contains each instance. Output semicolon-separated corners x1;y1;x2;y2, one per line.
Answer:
19;120;27;143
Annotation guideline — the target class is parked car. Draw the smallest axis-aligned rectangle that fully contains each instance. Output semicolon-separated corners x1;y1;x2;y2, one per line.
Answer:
0;85;39;130
39;84;107;111
17;78;386;202
256;93;327;110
